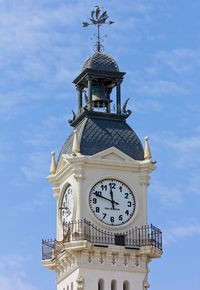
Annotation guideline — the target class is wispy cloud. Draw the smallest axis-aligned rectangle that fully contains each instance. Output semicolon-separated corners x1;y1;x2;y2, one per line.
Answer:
8;192;50;216
151;182;183;209
0;255;30;271
164;221;200;245
0;254;38;290
9;113;71;186
185;171;200;195
22;113;71;147
149;131;200;207
0;273;38;290
132;99;164;113
166;136;200;152
0;137;11;162
20;151;49;181
152;131;200;169
133;79;189;97
156;49;200;74
125;47;200;103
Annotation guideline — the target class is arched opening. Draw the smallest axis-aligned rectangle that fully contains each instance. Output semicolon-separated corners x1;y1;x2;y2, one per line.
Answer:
123;280;130;290
111;279;117;290
98;279;104;290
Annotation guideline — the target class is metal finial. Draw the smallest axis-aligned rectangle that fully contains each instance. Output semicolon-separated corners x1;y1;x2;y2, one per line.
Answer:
82;6;114;52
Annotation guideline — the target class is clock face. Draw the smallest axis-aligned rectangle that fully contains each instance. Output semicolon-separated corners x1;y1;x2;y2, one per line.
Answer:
89;179;136;226
61;185;74;224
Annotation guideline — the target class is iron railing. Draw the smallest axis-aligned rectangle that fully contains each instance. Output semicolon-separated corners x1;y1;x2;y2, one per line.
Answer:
42;220;162;260
42;239;64;260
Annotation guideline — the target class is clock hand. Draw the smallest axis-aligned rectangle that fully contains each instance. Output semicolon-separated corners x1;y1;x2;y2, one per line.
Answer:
93;192;119;205
110;188;115;209
59;206;69;210
59;207;71;216
60;207;71;218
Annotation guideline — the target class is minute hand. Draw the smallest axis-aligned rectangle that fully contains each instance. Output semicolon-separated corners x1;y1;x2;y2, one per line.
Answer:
93;193;119;205
110;189;115;209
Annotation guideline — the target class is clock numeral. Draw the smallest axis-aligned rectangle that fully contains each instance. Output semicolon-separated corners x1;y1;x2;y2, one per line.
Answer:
127;201;132;207
109;183;116;189
119;186;122;192
94;191;102;197
125;192;129;199
101;185;107;191
96;207;100;213
119;214;123;221
93;198;97;204
125;210;129;216
102;213;107;219
110;216;114;223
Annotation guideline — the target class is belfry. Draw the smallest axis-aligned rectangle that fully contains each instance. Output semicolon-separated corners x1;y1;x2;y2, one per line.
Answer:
42;6;162;290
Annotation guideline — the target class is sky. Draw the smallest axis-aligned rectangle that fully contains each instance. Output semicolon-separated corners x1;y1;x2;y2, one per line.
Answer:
0;0;200;289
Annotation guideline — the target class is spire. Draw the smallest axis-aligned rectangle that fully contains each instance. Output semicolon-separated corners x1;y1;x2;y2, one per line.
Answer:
82;6;114;52
50;152;56;174
72;129;80;153
144;137;152;160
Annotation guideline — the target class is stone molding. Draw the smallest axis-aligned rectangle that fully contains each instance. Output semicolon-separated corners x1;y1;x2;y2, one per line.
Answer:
76;273;84;290
42;242;162;283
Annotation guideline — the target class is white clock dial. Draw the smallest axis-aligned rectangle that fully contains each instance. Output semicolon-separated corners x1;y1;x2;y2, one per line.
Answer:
60;185;74;224
89;179;136;226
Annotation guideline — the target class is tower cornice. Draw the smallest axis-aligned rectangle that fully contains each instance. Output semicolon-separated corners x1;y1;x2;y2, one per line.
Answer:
47;148;155;187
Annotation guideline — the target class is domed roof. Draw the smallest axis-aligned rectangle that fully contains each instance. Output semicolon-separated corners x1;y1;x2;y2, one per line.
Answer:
58;113;144;163
81;52;119;73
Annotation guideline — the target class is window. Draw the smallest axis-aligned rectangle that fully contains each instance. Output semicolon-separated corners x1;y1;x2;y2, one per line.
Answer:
111;279;117;290
67;286;69;290
98;279;104;290
71;282;73;290
123;280;130;290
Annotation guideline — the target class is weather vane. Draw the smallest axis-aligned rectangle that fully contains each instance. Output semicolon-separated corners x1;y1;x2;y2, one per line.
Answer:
82;6;114;52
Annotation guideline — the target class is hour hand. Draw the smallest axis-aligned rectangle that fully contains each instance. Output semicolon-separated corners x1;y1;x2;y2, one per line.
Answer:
59;206;68;210
93;192;119;205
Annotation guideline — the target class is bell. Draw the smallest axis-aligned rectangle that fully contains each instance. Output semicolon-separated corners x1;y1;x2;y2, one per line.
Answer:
92;84;109;108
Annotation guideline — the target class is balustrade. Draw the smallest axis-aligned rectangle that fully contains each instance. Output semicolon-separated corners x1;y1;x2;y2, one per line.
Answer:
42;220;162;260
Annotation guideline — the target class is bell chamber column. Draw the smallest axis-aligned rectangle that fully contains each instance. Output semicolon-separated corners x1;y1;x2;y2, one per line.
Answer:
76;85;83;115
116;79;122;114
87;75;93;110
106;88;112;113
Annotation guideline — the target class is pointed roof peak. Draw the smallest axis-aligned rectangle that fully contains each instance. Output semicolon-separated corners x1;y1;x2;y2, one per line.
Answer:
144;137;152;160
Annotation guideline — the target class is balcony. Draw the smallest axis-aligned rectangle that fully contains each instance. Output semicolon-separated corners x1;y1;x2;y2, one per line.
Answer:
42;220;162;260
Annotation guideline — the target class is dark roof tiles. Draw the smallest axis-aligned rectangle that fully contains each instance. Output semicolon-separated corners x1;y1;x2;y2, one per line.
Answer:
58;115;144;163
81;52;119;72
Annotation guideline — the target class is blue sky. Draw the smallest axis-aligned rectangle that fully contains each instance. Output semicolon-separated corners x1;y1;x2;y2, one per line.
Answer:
0;0;200;289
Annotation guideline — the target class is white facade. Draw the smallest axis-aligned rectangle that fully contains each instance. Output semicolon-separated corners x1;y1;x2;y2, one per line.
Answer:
42;146;162;290
49;147;155;240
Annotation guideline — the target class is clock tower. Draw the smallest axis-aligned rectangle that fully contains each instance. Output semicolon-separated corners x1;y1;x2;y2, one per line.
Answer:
42;6;162;290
